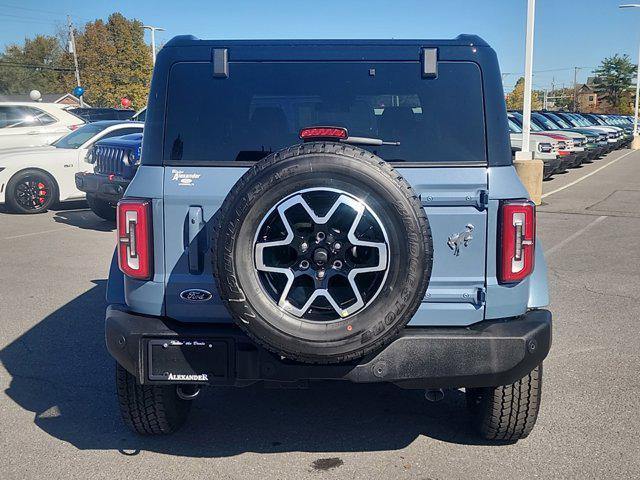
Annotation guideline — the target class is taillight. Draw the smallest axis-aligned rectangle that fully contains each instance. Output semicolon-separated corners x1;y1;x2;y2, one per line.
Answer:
299;126;348;140
68;124;82;131
117;199;152;280
499;201;535;284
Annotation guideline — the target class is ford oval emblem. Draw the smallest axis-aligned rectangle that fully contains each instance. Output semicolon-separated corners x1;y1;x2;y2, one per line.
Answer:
180;289;213;302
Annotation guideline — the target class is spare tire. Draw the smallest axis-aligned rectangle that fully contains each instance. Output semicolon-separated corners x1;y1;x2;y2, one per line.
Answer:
214;142;433;364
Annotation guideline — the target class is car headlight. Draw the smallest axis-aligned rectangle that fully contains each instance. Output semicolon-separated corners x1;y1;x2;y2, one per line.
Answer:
124;148;141;166
537;142;553;153
122;150;140;167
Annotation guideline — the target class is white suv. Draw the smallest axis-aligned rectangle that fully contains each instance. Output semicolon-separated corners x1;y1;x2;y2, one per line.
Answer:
0;102;85;149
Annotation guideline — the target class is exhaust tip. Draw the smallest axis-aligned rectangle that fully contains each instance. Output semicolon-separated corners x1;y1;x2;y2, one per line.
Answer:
176;385;201;401
424;388;445;402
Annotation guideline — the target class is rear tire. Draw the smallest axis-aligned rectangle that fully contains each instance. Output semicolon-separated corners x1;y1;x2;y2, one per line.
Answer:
115;363;191;435
86;194;116;222
466;364;543;441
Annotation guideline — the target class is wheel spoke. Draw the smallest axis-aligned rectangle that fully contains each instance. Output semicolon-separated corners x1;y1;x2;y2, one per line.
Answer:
254;188;389;321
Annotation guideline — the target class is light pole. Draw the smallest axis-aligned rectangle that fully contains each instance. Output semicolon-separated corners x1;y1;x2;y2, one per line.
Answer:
143;25;164;64
513;0;543;206
620;5;640;142
518;0;536;157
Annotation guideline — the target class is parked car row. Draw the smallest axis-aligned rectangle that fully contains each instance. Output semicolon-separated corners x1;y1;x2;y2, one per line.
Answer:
508;110;634;179
0;99;635;216
0;102;145;213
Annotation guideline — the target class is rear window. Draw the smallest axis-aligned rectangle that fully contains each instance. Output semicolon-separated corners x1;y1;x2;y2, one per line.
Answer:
164;61;486;164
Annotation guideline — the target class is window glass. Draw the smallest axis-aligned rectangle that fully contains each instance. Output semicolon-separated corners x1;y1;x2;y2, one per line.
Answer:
507;118;522;133
532;113;559;130
28;108;57;126
99;127;143;141
545;113;572;129
164;61;487;163
0;106;40;128
52;122;111;149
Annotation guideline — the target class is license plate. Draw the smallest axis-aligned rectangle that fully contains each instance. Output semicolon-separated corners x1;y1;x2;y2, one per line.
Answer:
147;339;229;382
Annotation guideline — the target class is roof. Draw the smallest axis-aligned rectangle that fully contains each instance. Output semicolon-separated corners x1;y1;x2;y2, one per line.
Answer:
0;101;73;109
164;35;489;48
87;120;144;127
0;93;90;106
95;132;143;148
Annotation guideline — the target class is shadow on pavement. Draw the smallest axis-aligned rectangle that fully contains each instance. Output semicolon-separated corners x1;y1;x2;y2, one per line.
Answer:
0;280;501;458
53;209;115;232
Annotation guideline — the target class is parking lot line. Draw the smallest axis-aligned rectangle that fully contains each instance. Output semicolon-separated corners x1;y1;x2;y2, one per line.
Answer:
2;226;74;241
542;149;637;199
545;215;607;256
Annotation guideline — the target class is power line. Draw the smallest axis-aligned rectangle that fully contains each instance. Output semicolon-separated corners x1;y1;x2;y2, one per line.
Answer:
0;2;69;16
0;60;74;72
0;13;62;26
0;3;93;23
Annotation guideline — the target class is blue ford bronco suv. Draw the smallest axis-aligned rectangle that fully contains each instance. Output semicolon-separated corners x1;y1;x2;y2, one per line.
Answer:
106;36;552;441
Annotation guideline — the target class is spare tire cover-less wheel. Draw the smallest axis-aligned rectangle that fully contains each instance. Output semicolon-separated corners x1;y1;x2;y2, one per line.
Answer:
214;142;433;364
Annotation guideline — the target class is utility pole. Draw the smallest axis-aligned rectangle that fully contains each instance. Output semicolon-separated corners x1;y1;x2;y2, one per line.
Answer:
143;25;165;65
573;66;581;112
67;15;83;107
543;88;548;110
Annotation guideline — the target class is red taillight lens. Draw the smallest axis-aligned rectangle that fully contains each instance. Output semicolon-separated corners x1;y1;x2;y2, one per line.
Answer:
117;199;152;280
299;126;348;140
68;124;82;131
499;201;536;284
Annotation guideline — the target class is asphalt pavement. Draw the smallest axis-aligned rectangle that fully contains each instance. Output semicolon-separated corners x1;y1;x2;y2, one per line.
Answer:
0;148;639;479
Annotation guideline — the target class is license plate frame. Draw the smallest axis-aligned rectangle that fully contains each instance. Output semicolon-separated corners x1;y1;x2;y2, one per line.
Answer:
146;338;230;383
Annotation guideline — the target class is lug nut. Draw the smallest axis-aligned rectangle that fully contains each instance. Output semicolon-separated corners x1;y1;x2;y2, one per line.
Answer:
300;260;310;270
333;242;342;250
317;269;325;280
316;232;325;242
333;260;343;270
300;242;308;252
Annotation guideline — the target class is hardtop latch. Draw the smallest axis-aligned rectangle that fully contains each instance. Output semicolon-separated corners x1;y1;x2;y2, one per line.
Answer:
422;48;438;78
212;48;228;78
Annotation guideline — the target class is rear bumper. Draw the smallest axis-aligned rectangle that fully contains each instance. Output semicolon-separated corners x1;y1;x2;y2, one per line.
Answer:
105;304;552;389
75;172;129;203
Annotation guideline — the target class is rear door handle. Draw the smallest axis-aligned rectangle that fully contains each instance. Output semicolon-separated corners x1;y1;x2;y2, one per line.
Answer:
187;206;205;274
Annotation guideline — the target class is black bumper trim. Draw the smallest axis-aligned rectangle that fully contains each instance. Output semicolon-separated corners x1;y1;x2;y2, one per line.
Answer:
75;172;129;202
105;305;552;389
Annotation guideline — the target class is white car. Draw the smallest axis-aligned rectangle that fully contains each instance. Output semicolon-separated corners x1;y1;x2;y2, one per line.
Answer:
0;121;143;214
0;102;86;149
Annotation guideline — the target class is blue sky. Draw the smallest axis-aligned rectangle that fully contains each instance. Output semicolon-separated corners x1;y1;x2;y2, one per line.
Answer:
0;0;638;92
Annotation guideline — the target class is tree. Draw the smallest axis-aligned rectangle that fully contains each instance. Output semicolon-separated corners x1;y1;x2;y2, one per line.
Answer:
0;13;152;108
72;13;152;108
548;87;573;110
0;35;71;95
592;54;636;113
506;77;543;111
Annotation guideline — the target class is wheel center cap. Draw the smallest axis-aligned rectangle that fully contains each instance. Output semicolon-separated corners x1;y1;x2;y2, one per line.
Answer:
313;248;329;265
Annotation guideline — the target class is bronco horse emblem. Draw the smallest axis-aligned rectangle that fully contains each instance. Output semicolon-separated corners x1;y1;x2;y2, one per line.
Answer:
447;224;474;256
